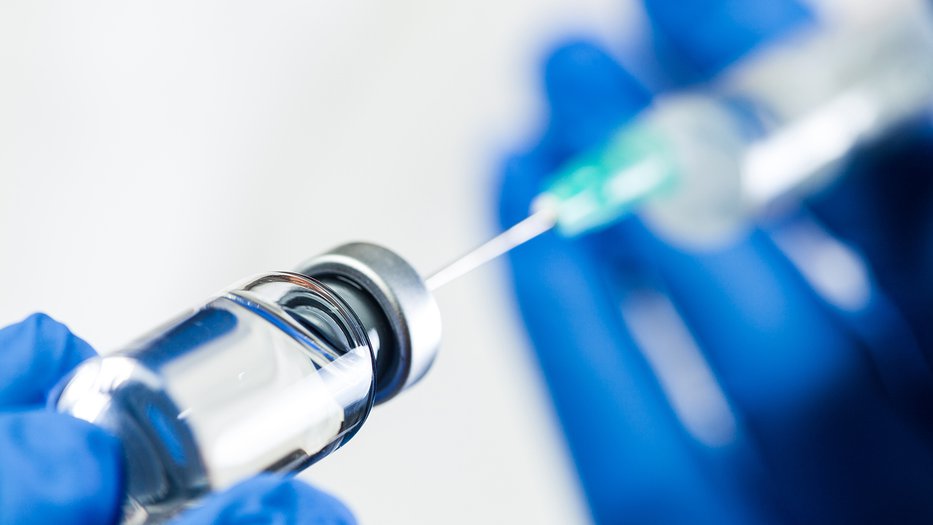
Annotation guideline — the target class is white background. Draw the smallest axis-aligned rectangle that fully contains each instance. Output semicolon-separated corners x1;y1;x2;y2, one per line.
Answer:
0;1;642;524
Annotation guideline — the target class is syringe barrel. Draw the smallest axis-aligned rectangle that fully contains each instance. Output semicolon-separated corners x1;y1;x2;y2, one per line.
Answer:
543;0;933;245
724;0;933;205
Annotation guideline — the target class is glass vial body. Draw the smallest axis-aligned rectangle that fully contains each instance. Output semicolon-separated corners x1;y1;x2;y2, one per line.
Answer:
52;272;376;524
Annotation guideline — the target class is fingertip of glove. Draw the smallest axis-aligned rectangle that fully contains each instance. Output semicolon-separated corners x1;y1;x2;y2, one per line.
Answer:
0;412;123;525
0;313;96;407
542;39;650;150
25;312;96;368
644;0;812;78
176;475;356;525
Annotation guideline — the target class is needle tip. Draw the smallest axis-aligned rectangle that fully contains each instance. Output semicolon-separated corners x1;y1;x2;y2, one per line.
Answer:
424;208;557;291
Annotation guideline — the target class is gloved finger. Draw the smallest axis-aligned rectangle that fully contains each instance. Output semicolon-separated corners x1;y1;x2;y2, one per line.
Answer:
807;127;933;352
500;155;774;524
539;40;651;158
501;35;779;524
170;474;355;525
642;0;812;81
0;410;123;525
609;218;933;522
0;313;96;409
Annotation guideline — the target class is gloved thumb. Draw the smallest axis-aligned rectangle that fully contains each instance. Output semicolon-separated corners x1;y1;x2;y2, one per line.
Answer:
0;411;123;525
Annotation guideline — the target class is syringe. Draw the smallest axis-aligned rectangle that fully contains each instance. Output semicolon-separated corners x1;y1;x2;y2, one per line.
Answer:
542;0;933;243
430;0;933;287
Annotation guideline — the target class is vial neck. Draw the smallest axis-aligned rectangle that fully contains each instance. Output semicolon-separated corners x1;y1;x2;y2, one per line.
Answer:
312;275;397;396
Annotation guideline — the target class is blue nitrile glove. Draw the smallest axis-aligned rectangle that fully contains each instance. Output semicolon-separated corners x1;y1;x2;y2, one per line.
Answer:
498;1;933;524
0;313;356;525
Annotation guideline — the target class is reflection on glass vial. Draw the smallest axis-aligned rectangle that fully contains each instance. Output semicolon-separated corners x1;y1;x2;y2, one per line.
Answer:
53;273;376;524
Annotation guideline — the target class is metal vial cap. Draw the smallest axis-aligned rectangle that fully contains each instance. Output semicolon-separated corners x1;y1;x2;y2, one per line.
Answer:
298;242;442;404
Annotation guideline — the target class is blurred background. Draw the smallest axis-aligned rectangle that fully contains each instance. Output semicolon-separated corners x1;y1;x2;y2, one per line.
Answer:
0;1;653;523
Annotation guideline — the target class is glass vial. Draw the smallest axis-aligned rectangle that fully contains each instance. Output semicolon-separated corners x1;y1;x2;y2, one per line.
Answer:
52;236;454;523
53;272;378;524
53;243;441;524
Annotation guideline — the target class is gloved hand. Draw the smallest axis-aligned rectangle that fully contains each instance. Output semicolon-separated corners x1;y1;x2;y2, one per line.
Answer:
0;313;356;525
498;1;933;523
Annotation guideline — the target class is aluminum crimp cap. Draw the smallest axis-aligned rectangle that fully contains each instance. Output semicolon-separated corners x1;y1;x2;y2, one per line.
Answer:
298;242;441;403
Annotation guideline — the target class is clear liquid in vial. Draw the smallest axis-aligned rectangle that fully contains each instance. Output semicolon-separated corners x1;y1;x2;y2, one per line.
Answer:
55;292;373;523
